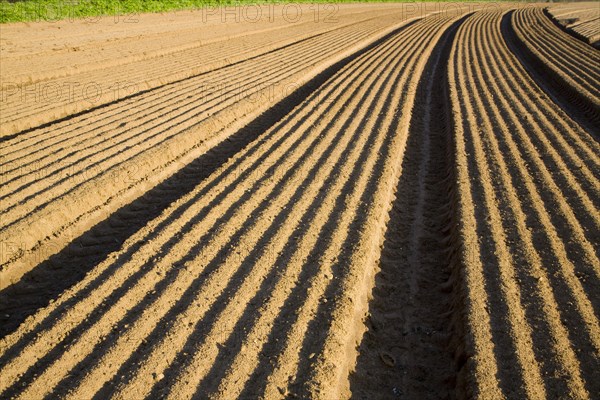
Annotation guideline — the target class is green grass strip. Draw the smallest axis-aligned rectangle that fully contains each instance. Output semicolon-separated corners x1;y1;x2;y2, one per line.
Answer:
0;0;497;23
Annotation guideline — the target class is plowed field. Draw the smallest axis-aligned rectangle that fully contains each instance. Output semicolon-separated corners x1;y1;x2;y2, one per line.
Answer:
1;3;598;399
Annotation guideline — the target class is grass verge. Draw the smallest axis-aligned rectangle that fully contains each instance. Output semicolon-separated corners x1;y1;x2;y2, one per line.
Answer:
0;0;482;23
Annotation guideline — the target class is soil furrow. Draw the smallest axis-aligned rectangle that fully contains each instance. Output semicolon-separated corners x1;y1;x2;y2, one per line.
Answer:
456;13;547;398
472;13;593;396
480;9;600;285
483;16;600;270
1;5;393;86
0;16;428;400
0;28;388;340
448;10;600;399
295;14;464;399
1;8;358;86
1;4;598;399
0;27;351;166
0;27;349;165
505;7;600;132
0;11;422;344
65;22;424;400
0;28;362;203
0;14;459;400
475;12;600;394
447;20;504;399
111;18;446;400
545;5;600;49
1;16;367;123
351;14;468;400
0;22;376;181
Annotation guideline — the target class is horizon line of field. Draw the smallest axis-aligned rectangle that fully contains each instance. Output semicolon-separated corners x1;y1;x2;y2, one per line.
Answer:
1;1;507;24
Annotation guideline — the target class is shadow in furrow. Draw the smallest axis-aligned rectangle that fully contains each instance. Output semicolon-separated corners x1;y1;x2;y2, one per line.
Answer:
0;44;370;394
54;53;368;398
191;33;408;399
470;31;600;396
2;75;336;398
95;23;412;399
350;15;469;400
0;31;347;206
0;19;421;399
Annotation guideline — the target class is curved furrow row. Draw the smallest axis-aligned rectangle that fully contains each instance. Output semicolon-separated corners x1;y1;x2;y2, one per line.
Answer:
0;14;460;400
546;3;600;48
449;10;600;399
0;13;424;290
521;7;600;77
508;6;600;127
478;14;600;283
518;9;599;81
501;19;600;166
183;14;461;400
0;8;404;137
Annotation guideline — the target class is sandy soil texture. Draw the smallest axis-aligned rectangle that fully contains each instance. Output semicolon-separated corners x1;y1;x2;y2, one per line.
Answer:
0;3;598;399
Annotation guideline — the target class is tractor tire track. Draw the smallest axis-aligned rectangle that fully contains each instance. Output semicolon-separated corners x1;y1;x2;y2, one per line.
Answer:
350;14;469;400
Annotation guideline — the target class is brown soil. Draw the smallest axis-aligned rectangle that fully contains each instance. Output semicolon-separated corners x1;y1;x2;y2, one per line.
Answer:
1;4;598;400
506;6;600;132
350;14;468;400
